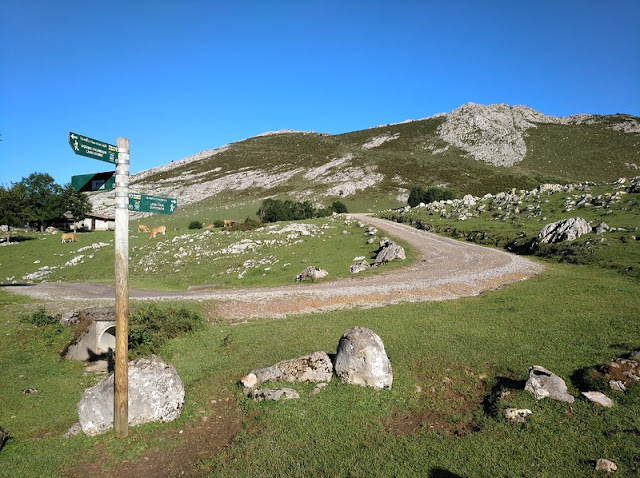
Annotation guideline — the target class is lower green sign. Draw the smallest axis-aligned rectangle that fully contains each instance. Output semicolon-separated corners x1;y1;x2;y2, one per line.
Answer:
128;193;178;215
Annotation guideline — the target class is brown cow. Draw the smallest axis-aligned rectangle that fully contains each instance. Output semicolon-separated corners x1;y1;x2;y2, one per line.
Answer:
223;220;236;228
61;233;79;243
137;224;150;233
148;225;166;239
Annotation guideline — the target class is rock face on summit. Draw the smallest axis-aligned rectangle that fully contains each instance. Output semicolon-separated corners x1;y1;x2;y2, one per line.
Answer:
437;103;557;167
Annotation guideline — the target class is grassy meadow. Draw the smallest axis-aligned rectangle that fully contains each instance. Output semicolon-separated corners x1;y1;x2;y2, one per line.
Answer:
0;177;639;476
0;262;638;476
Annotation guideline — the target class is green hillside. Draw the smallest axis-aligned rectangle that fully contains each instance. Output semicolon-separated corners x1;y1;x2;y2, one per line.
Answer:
123;108;639;222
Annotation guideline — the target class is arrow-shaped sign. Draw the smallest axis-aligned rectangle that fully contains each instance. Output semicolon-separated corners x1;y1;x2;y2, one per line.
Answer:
69;132;118;164
128;193;178;215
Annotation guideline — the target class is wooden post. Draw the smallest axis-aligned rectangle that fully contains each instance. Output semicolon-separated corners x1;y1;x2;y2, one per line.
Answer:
114;137;130;437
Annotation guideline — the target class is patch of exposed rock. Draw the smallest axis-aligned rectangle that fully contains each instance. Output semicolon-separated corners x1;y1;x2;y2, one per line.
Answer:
437;103;556;166
537;217;592;244
437;103;640;167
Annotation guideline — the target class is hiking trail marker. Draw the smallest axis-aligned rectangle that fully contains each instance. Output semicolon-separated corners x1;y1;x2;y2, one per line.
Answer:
128;193;178;215
68;132;130;438
68;132;118;163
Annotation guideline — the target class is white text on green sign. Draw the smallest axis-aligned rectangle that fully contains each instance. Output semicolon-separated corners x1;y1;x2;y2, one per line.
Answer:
128;193;178;215
68;132;118;164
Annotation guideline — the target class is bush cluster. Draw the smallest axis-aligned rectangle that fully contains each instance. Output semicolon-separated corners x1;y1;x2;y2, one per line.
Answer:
408;186;455;207
19;307;58;327
128;303;205;358
188;220;203;230
257;199;348;223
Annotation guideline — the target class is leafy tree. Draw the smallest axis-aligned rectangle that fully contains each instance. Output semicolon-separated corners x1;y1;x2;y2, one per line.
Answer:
408;186;455;206
57;183;92;230
408;186;426;207
20;172;63;231
0;182;29;242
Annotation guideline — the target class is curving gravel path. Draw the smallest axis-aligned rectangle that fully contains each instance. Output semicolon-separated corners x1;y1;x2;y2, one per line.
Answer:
3;215;544;320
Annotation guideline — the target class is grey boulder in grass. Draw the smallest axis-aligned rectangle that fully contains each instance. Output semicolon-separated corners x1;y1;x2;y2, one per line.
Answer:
334;327;393;390
525;365;574;403
78;355;184;436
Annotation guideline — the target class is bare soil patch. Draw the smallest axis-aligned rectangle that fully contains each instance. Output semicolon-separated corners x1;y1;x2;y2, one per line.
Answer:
68;397;242;478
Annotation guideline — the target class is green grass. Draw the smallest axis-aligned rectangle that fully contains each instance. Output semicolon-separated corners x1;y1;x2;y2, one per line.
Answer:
0;262;638;476
0;216;412;291
381;181;640;278
118;114;639;221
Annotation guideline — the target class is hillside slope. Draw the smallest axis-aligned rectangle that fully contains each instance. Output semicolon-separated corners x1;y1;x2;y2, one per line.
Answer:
89;103;640;216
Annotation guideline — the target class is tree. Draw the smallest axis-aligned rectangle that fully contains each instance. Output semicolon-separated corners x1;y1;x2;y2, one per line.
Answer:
57;183;92;231
408;186;426;207
330;201;348;214
0;182;29;242
19;172;63;231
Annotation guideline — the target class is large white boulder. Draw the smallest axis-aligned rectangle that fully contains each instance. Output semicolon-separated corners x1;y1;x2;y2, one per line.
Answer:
78;354;184;436
334;327;392;390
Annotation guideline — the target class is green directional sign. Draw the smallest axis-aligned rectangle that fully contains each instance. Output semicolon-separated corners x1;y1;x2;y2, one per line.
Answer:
69;132;118;163
128;193;178;215
71;171;115;192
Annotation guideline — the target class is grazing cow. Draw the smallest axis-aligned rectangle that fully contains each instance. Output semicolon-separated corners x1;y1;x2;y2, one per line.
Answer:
204;224;215;230
148;225;166;239
61;233;79;243
137;224;150;233
223;220;236;228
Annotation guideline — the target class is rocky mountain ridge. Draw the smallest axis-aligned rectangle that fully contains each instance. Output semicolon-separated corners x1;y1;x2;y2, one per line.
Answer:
88;103;640;215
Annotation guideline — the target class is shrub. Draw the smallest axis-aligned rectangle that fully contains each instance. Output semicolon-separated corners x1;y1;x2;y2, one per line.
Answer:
213;219;224;228
128;303;205;358
408;186;455;206
188;220;203;230
19;307;57;327
331;201;348;214
231;217;262;231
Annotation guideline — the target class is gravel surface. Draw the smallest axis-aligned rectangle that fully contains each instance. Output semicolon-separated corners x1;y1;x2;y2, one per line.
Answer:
2;215;544;320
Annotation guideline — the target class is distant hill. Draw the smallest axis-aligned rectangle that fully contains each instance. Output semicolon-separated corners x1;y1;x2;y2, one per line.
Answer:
89;103;640;216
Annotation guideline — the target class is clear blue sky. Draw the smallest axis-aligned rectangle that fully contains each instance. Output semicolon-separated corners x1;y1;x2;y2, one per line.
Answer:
1;1;639;186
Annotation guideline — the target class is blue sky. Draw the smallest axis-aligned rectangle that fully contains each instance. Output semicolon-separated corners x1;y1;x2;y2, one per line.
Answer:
1;1;639;186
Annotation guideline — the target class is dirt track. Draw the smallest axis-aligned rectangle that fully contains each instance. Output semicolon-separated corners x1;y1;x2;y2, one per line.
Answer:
3;215;543;320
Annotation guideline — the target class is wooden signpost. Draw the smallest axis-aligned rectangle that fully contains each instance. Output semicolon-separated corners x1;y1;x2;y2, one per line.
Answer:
69;132;130;438
68;133;178;438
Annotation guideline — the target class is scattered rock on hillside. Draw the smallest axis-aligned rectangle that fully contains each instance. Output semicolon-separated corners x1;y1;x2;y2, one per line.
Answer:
524;365;575;403
595;222;610;235
249;388;300;402
503;408;532;423
595;459;618;472
78;355;184;436
537;217;591;244
374;241;406;264
295;266;329;282
334;327;393;390
240;351;333;390
581;391;614;407
350;260;371;274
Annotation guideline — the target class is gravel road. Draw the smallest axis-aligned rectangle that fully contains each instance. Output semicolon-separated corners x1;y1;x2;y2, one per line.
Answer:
3;214;543;320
